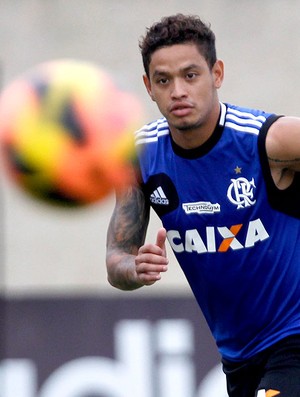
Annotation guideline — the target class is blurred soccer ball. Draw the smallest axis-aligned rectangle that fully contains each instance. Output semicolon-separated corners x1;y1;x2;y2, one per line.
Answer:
0;59;143;207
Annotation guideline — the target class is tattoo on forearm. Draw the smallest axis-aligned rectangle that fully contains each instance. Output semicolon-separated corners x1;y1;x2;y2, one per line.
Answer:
108;186;149;253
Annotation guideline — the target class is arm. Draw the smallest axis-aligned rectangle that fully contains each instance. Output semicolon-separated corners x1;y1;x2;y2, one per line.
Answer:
106;184;168;291
267;116;300;188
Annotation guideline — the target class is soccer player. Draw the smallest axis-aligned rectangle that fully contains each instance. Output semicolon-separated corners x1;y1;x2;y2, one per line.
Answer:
106;14;300;397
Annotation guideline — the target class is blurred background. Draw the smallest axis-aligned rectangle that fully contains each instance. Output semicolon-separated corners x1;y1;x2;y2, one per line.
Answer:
1;1;300;396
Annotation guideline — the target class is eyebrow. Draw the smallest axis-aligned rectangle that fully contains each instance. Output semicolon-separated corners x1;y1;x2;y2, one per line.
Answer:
152;63;202;78
181;63;202;72
152;70;168;78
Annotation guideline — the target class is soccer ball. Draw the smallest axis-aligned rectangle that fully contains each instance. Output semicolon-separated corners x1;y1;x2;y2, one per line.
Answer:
0;59;143;207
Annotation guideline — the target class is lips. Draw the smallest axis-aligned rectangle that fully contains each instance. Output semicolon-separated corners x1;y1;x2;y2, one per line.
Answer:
169;102;193;117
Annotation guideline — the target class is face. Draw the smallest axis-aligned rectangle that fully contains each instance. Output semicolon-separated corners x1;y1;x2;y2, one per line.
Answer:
143;43;224;148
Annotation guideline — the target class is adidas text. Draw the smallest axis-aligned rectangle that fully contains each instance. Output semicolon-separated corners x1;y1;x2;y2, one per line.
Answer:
150;186;169;205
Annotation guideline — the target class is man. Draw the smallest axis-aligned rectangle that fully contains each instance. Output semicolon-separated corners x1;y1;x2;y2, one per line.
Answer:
106;13;300;397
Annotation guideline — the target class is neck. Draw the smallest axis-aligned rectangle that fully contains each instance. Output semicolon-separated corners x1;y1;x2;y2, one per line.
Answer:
170;102;221;149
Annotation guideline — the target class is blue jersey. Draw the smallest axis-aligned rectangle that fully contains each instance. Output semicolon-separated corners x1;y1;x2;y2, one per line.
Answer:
135;102;300;361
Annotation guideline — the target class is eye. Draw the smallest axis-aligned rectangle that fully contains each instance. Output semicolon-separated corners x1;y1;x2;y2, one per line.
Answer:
186;72;197;80
157;77;169;85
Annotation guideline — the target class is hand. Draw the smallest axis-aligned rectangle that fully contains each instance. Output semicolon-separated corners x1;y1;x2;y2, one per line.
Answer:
135;228;169;286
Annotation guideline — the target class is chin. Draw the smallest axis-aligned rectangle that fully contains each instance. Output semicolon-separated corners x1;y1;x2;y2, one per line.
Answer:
175;120;201;132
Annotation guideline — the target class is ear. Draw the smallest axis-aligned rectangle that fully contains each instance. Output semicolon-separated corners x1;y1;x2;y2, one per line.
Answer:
212;59;224;89
143;74;155;101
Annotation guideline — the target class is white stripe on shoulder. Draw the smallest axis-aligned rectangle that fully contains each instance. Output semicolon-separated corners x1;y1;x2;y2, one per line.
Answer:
226;113;265;128
227;107;267;122
135;117;169;146
225;106;267;135
225;122;261;135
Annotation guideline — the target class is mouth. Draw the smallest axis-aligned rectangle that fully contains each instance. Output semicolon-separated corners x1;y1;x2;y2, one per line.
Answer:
169;102;193;117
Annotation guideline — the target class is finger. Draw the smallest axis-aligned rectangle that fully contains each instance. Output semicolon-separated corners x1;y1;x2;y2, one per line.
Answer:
156;227;167;249
156;228;168;259
139;271;162;286
137;251;168;264
136;257;168;273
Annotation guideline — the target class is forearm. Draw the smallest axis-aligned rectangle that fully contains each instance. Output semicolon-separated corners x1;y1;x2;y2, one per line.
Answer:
106;250;143;291
106;184;150;291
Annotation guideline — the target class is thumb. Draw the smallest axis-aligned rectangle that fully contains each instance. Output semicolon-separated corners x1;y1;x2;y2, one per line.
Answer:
156;227;167;252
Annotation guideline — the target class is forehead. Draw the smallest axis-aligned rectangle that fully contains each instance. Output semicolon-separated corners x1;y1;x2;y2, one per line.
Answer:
149;43;207;75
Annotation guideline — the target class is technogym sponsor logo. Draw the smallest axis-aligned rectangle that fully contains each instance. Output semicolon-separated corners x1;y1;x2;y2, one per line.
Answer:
150;186;169;205
182;201;220;215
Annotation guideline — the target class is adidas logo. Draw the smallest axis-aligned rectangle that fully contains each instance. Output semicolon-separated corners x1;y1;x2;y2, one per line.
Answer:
150;186;169;205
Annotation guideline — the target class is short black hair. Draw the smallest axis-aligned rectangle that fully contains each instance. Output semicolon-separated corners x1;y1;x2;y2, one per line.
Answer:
139;14;217;77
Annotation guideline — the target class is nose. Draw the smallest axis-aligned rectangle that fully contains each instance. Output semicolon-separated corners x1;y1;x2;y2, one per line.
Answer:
171;78;187;99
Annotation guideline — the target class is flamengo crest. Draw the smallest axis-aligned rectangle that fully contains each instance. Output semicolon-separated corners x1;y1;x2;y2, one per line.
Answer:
227;177;256;209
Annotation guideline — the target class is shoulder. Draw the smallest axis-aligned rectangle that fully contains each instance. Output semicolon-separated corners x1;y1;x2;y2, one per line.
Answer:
224;103;273;134
267;115;300;138
134;117;169;147
266;116;300;162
